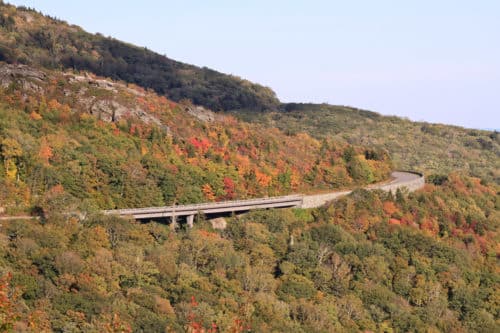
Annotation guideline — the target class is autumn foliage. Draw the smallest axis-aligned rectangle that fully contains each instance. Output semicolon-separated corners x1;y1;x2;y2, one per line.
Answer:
0;273;20;332
0;172;496;331
0;62;392;212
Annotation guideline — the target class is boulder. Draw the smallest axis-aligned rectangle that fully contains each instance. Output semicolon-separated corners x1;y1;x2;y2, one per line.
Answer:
210;217;227;230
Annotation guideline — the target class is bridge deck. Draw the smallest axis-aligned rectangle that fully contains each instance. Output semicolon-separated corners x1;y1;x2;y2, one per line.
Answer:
104;171;424;221
103;195;303;220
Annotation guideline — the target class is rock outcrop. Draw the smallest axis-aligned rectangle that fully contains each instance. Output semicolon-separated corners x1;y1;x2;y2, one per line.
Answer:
0;63;166;126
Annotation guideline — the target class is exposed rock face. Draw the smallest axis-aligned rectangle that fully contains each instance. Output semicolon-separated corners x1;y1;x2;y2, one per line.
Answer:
0;63;225;131
210;217;227;230
185;105;222;123
0;64;46;92
79;97;163;127
0;63;164;126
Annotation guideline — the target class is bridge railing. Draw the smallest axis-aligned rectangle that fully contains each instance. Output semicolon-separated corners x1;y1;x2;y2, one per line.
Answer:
104;194;304;216
103;171;425;218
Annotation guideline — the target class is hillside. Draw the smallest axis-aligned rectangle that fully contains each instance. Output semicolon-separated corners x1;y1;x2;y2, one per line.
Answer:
0;63;391;216
0;3;498;332
0;3;279;112
235;103;500;184
1;1;496;188
1;173;498;332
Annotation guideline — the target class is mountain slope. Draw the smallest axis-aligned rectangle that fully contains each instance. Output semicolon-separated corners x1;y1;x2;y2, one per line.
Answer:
0;173;497;332
0;63;391;215
0;4;497;332
0;3;279;112
235;103;500;184
2;2;496;188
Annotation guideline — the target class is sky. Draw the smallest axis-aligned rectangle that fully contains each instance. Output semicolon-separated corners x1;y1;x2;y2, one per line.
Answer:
6;0;500;129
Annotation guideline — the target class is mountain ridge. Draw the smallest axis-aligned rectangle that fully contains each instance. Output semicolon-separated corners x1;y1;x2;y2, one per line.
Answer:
0;3;497;332
0;2;280;112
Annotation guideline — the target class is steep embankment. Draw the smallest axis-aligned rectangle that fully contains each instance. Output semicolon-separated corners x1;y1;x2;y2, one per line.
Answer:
235;103;500;183
0;3;279;112
0;63;392;215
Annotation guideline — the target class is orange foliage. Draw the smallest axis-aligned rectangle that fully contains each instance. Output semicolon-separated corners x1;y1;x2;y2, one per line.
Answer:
255;170;272;187
388;218;401;225
383;201;398;216
290;170;300;190
30;111;42;120
420;217;439;236
38;139;53;165
49;184;65;195
198;230;219;239
235;155;250;176
140;144;149;156
202;184;216;201
47;98;61;110
27;308;51;332
353;213;371;232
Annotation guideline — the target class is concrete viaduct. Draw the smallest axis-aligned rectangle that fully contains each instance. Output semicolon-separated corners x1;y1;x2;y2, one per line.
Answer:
103;171;424;227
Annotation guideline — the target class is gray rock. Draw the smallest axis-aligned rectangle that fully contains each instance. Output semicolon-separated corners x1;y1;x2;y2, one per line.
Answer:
210;217;227;230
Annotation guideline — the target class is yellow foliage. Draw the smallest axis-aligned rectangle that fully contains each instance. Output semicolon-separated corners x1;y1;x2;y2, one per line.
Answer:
4;159;17;180
1;138;22;159
140;144;149;156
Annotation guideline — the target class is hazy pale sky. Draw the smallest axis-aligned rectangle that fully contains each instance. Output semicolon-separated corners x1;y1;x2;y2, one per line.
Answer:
7;0;500;129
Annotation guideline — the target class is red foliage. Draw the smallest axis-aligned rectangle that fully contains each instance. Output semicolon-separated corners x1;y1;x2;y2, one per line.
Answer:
185;296;221;333
228;318;251;333
223;177;236;199
189;137;212;154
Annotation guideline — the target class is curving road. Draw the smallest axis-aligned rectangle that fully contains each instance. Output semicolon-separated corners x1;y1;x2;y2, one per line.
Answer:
104;171;424;222
301;171;424;208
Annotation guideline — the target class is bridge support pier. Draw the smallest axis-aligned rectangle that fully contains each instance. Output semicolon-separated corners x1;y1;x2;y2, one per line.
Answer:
170;215;178;231
187;214;194;228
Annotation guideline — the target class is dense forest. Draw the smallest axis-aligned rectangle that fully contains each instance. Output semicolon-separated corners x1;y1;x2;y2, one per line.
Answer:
1;1;496;186
1;173;498;332
0;2;498;332
235;103;500;184
0;3;279;112
0;63;390;215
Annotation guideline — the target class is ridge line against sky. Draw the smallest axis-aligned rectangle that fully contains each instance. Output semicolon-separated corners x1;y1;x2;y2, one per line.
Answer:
6;0;500;130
